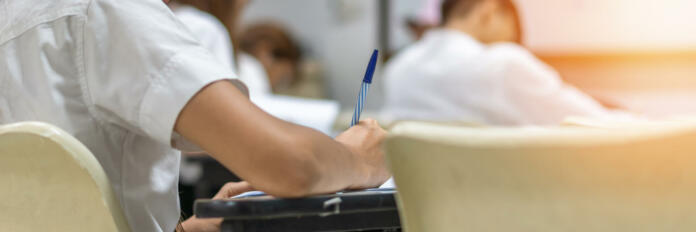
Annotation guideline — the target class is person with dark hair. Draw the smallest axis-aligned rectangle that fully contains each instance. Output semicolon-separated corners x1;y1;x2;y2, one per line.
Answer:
239;23;303;93
382;0;625;125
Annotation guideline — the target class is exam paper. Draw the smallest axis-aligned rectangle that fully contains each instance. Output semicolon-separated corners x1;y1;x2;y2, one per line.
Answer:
233;177;396;198
379;177;395;188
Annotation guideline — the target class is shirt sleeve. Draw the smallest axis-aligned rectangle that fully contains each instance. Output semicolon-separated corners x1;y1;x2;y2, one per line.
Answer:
82;0;240;146
494;44;611;125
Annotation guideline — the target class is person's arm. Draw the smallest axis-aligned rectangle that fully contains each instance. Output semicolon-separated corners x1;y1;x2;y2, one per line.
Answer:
83;0;387;198
175;81;389;197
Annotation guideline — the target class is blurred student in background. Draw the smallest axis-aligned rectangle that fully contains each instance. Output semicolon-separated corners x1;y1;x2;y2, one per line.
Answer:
238;23;303;95
382;0;623;126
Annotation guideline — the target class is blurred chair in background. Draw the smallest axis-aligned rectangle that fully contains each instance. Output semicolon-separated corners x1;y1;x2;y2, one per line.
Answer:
386;121;696;232
0;122;130;232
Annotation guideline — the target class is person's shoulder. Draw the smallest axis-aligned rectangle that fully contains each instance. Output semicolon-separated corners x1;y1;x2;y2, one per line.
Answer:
384;42;423;74
384;31;448;73
173;6;229;37
484;42;550;72
486;42;562;85
486;43;536;62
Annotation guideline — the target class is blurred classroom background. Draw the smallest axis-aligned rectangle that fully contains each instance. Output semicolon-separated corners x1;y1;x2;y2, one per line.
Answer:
242;0;696;117
179;0;696;215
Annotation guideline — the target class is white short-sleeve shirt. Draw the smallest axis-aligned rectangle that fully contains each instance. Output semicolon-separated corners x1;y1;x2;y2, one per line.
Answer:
382;29;614;126
0;0;238;231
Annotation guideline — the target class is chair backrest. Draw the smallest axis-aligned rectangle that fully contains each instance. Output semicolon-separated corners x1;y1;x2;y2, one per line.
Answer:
386;121;696;232
0;122;130;232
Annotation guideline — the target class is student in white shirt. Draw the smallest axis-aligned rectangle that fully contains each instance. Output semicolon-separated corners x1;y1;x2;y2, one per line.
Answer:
382;0;616;126
0;0;389;231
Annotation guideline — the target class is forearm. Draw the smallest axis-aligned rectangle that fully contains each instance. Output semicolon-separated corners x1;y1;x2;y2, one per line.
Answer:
280;122;367;195
175;81;366;197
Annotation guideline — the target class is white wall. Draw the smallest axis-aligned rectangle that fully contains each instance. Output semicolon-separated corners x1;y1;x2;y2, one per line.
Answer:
518;0;696;53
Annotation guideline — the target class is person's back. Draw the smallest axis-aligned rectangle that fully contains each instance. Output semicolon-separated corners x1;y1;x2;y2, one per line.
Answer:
382;0;613;126
383;28;500;124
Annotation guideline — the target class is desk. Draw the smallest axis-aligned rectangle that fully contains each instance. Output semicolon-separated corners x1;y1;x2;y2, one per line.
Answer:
194;190;401;232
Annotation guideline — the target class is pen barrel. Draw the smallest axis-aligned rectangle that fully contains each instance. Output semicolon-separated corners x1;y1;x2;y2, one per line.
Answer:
351;82;371;127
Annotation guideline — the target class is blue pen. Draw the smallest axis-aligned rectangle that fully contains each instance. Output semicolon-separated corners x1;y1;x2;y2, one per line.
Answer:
350;49;379;127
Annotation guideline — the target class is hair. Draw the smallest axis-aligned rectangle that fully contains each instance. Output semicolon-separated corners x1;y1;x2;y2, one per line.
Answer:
440;0;522;43
239;23;302;64
239;22;303;85
441;0;519;24
441;0;481;24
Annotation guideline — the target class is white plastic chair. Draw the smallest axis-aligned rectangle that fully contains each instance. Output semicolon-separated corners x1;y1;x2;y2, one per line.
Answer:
386;121;696;232
0;122;130;232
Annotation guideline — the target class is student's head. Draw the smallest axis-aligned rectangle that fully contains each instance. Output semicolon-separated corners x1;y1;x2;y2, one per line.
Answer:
239;23;302;92
441;0;522;44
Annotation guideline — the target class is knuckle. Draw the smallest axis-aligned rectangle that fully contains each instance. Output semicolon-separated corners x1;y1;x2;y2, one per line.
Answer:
224;182;238;188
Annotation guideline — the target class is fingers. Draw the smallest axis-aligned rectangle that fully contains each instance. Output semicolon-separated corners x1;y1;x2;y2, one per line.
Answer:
359;118;387;136
358;118;379;126
213;181;255;199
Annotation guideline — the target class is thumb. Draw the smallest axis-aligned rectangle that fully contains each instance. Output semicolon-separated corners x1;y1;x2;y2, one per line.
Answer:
213;181;255;199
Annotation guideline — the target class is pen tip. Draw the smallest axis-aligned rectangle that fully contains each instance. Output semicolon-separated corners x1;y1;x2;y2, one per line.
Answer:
363;49;379;83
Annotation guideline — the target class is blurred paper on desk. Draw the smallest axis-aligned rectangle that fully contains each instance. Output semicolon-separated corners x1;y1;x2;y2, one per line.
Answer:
254;95;340;135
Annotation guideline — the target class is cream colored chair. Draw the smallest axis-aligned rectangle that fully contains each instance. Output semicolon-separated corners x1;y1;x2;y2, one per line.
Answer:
0;122;130;232
386;121;696;232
